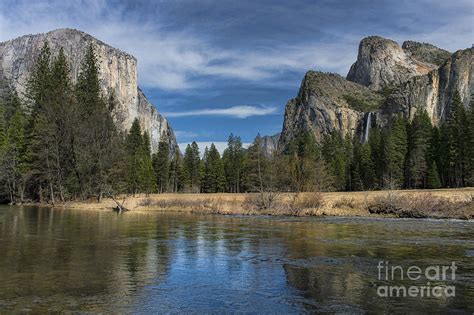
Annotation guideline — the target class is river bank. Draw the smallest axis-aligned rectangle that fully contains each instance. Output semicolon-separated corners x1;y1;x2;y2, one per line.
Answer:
23;188;474;220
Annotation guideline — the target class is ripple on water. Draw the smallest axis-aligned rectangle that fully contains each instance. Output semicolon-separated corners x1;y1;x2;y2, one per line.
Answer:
0;206;473;313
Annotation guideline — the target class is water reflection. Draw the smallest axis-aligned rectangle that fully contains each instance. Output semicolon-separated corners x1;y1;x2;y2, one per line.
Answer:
0;206;472;313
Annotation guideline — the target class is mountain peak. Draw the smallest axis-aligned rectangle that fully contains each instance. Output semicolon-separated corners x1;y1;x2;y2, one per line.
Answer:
347;35;437;90
0;28;174;153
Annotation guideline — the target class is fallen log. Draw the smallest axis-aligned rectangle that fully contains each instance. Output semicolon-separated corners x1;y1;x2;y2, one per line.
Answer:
107;193;129;212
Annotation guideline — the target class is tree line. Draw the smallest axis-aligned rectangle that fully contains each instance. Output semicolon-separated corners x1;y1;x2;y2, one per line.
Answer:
0;43;473;204
321;92;474;191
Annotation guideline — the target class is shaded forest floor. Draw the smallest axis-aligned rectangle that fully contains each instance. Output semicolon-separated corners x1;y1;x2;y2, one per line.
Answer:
33;188;474;220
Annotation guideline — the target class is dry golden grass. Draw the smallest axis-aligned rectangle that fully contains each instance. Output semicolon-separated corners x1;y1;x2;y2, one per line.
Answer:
47;187;474;219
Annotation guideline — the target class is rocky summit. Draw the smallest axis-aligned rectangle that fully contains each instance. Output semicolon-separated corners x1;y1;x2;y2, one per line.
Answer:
278;71;383;149
346;36;437;91
277;35;472;151
0;28;177;153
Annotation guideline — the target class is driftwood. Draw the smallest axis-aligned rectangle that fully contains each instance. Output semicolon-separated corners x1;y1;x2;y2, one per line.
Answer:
107;192;129;212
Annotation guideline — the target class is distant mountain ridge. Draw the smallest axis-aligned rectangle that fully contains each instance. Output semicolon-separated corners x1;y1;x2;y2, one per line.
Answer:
0;28;177;153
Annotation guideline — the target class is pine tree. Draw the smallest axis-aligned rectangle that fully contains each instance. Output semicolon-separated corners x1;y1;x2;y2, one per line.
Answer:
424;126;447;190
223;133;244;193
383;115;408;189
284;131;332;192
73;44;120;200
242;135;266;192
141;131;155;195
438;123;450;186
27;42;57;203
26;42;52;119
168;149;184;193
2;109;28;203
202;143;225;193
352;142;375;190
406;110;433;188
465;96;474;186
183;141;201;192
426;162;441;189
126;118;144;195
153;138;170;193
444;91;465;187
321;131;349;190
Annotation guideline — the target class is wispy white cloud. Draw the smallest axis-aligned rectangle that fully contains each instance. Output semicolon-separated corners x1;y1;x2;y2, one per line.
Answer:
0;0;357;90
0;0;471;92
164;105;278;119
178;142;251;156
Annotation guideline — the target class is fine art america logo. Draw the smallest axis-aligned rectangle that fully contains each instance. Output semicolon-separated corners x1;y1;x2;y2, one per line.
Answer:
377;261;457;298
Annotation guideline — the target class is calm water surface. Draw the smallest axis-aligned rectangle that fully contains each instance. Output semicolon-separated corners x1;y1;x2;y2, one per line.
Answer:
0;206;473;313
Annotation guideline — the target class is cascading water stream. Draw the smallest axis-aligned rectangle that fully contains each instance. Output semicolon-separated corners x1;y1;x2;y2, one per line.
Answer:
363;112;372;143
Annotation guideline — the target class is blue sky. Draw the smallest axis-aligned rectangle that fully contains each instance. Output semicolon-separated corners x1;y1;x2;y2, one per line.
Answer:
0;0;472;152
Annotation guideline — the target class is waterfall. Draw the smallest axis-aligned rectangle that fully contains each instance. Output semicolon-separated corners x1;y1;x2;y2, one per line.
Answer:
363;112;372;143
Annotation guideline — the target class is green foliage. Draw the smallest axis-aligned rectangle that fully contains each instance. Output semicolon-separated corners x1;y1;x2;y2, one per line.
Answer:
74;44;121;200
351;141;375;190
126;119;155;195
283;131;334;192
442;91;466;187
343;94;379;112
153;139;170;193
466;96;474;186
1;108;28;202
405;110;433;188
202;144;225;193
426;162;441;189
168;149;184;193
183;141;201;192
223;133;244;192
378;85;398;98
322;131;351;190
0;42;472;202
383;115;408;188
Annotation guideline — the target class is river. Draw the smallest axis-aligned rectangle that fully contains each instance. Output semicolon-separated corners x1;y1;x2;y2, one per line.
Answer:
0;206;472;313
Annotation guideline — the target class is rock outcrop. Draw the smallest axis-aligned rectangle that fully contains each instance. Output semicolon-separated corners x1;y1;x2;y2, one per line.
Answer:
401;41;451;67
0;28;177;153
260;133;280;156
278;71;383;149
382;47;473;125
278;36;472;152
347;36;436;90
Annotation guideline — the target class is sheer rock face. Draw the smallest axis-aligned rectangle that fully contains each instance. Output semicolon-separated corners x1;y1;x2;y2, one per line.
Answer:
278;71;382;149
347;36;437;90
382;48;473;125
279;36;472;151
0;28;177;153
260;133;280;157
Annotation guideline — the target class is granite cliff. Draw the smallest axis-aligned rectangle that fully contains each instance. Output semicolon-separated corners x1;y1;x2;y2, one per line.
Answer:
346;36;438;90
0;28;176;153
277;36;472;151
260;133;280;156
381;47;473;125
278;71;382;148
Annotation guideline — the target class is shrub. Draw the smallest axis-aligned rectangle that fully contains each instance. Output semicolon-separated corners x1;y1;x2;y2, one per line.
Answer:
368;193;474;219
243;192;281;211
286;192;324;216
333;197;356;209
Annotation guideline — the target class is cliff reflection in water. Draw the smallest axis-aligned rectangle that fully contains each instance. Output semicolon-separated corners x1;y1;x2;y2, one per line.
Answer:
0;206;473;313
